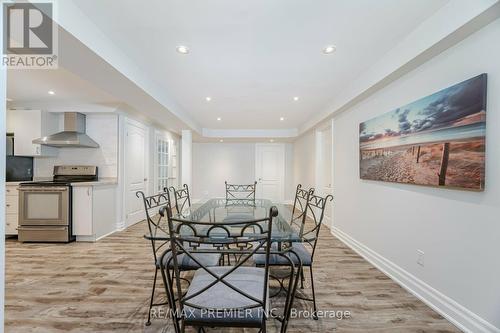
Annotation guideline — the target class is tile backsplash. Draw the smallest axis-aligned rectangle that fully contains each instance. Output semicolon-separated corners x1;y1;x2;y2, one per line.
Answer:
34;113;119;178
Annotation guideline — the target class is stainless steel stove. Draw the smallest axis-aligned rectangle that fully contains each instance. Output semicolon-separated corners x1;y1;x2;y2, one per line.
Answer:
18;166;98;243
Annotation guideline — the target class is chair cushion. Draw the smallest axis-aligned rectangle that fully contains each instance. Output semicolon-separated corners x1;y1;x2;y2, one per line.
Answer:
157;251;221;270
253;242;312;266
182;266;268;327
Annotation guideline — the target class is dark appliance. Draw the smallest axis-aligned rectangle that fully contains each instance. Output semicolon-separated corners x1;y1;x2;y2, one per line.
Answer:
6;133;14;156
6;156;33;182
18;165;98;243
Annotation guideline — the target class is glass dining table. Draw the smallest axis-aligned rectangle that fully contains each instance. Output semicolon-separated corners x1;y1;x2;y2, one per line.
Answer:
144;198;302;244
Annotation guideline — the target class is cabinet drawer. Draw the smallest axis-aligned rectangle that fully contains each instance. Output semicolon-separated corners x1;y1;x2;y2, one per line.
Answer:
6;186;18;196
6;197;18;214
6;214;18;234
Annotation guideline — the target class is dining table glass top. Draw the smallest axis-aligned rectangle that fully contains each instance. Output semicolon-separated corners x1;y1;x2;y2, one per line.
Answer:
144;198;301;243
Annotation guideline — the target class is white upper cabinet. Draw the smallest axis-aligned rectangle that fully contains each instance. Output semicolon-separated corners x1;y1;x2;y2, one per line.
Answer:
7;109;58;157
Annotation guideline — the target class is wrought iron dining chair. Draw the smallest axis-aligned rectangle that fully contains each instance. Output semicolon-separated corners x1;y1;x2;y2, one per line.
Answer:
289;184;314;236
136;190;220;326
224;181;258;225
225;180;257;205
159;205;301;333
169;184;191;215
254;184;312;284
253;191;333;319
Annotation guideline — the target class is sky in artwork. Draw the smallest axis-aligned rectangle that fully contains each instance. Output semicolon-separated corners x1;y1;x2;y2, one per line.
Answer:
360;74;486;143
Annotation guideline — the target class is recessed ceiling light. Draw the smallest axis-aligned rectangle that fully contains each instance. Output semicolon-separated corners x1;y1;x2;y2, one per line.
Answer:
48;90;55;95
217;117;221;121
219;139;224;143
323;45;337;54
293;96;299;101
176;45;189;54
270;139;274;143
206;96;212;102
280;117;285;121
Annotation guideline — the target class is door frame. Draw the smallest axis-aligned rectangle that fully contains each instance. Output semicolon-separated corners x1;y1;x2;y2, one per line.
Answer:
153;130;169;194
314;120;334;227
122;117;149;228
255;143;285;203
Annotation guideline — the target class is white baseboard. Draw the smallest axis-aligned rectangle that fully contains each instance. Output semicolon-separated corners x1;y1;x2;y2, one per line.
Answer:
76;229;118;242
96;229;117;241
116;220;126;231
75;235;97;242
331;226;500;333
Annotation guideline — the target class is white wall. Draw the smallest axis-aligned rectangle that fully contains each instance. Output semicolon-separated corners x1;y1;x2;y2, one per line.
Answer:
284;143;294;202
293;130;316;189
34;113;119;178
192;143;256;199
181;130;192;190
192;142;294;201
331;19;500;332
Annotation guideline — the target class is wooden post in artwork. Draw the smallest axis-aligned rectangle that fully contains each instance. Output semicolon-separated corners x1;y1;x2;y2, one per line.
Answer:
412;146;415;155
416;146;421;163
438;142;450;186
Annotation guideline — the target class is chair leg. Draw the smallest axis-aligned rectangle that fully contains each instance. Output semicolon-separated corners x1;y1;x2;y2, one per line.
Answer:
146;268;158;326
308;265;318;320
300;266;305;289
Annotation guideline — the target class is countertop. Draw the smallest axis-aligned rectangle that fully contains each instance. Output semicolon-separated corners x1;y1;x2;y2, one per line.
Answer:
6;181;24;186
6;178;118;187
70;178;118;186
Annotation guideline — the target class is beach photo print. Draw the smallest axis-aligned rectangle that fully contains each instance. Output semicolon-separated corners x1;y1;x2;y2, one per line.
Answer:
359;74;487;190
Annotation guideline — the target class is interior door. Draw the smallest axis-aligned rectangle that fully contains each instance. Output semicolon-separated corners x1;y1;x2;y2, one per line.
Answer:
255;143;285;202
125;120;148;226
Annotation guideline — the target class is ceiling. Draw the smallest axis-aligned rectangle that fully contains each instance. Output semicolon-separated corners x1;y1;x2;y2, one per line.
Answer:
7;67;118;108
70;0;449;131
6;26;195;133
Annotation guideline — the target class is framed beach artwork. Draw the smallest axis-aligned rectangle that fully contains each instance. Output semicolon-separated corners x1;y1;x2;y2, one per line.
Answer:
359;74;487;191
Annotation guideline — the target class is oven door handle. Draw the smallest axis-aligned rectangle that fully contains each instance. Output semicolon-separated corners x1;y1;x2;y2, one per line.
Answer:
18;187;68;192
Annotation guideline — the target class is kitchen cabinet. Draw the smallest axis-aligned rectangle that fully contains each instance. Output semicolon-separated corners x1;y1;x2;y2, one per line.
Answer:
5;184;19;235
7;109;58;157
72;184;117;241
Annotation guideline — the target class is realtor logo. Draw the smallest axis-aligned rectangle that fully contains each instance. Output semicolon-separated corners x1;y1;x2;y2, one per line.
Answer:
2;2;58;69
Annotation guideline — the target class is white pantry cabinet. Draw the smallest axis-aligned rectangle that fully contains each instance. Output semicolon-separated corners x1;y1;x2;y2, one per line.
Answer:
7;109;58;157
72;184;117;242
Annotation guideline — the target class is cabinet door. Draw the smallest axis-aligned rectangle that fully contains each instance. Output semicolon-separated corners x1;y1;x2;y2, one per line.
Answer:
5;185;19;235
6;215;18;235
8;110;41;156
72;186;93;236
7;110;57;156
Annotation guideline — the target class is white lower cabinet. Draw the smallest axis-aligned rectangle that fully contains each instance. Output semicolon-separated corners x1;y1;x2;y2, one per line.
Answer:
5;185;19;235
72;185;117;241
73;186;93;236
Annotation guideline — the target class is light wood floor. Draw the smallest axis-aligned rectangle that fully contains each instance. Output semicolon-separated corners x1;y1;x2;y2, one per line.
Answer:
5;221;460;333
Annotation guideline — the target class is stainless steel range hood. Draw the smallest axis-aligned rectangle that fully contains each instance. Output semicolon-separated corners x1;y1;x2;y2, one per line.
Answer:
33;112;99;148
